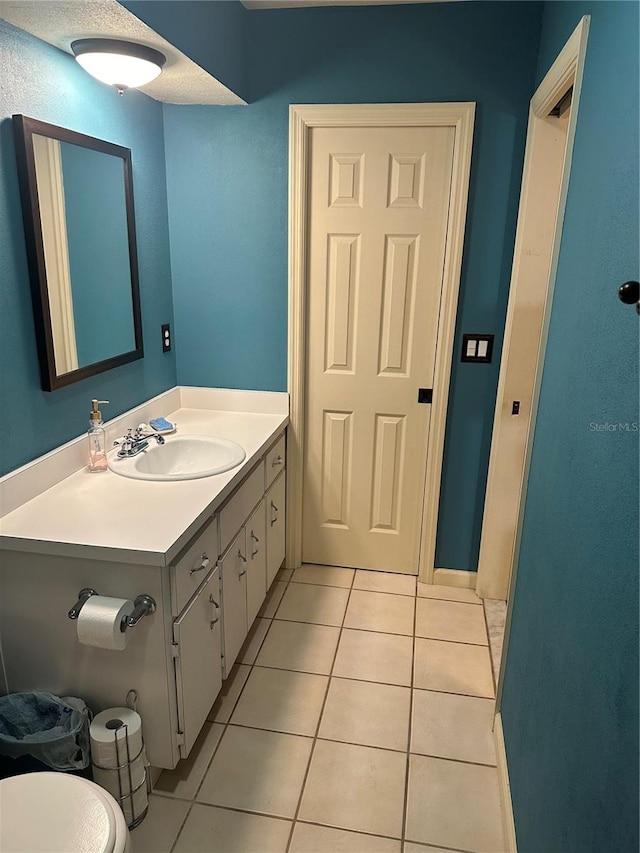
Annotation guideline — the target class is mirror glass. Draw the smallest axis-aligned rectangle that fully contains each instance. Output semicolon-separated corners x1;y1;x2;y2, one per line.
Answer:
13;115;143;391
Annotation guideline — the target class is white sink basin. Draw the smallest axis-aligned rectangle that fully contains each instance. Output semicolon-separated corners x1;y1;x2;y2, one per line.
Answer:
108;435;246;481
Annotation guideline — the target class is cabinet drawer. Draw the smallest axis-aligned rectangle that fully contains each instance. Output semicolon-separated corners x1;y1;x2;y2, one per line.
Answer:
219;461;264;554
171;516;219;616
265;433;286;490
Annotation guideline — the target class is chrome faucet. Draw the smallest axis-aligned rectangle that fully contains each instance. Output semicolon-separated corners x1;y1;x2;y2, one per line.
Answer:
114;427;165;458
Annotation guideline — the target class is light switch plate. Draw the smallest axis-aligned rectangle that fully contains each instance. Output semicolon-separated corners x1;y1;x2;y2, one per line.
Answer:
461;333;494;363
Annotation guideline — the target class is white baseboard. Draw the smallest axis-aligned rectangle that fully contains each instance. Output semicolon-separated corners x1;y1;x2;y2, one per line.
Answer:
433;567;477;589
494;712;518;853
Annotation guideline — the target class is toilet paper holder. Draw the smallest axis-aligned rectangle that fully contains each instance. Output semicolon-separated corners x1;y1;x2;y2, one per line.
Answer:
68;588;156;630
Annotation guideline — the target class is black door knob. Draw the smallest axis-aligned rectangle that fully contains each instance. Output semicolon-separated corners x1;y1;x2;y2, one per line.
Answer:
618;280;639;305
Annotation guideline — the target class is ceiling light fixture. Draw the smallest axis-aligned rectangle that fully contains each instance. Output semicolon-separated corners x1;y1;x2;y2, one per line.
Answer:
71;39;166;95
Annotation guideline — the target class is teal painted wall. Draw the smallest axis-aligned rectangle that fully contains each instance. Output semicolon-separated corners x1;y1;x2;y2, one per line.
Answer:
60;142;135;367
500;4;639;852
0;19;176;476
163;0;543;572
122;0;249;102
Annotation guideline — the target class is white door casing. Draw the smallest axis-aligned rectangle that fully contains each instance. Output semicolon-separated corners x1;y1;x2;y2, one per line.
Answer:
488;18;591;715
286;103;475;582
478;16;590;607
303;125;455;573
476;111;570;600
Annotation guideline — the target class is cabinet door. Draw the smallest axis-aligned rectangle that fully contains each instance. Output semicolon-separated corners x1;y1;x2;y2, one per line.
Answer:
266;472;286;588
219;528;248;678
173;567;222;759
246;499;267;626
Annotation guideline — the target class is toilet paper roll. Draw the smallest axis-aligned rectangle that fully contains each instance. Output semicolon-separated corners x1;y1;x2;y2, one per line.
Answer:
91;707;144;769
77;596;134;651
92;750;146;793
121;780;148;827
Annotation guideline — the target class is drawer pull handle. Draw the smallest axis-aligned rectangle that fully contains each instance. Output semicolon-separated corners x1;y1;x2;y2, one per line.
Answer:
251;531;260;557
209;594;220;628
271;454;283;468
190;554;210;576
238;549;248;577
270;501;279;527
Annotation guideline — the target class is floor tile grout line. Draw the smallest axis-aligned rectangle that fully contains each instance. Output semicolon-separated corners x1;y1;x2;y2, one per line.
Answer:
167;796;481;850
169;797;295;825
292;572;482;605
283;565;357;853
293;816;403;844
221;721;407;754
189;570;292;806
273;616;415;636
418;594;483;607
413;632;492;649
401;583;418;846
238;616;273;666
411;684;496;701
168;800;195;853
267;616;489;646
245;661;493;698
161;795;476;853
351;585;417;598
407;751;499;770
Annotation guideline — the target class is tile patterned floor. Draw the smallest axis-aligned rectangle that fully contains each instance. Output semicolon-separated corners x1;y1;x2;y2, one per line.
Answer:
132;567;505;853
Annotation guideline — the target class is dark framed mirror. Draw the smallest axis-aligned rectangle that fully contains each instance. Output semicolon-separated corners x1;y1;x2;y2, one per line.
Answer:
13;115;143;391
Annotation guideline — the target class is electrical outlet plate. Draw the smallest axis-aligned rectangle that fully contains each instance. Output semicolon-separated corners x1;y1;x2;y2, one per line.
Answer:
161;323;171;353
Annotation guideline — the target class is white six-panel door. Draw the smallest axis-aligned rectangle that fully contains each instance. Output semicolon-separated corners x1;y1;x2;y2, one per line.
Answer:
302;125;455;574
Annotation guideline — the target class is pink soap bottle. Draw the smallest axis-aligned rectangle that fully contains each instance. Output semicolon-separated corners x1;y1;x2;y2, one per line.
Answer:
88;399;109;472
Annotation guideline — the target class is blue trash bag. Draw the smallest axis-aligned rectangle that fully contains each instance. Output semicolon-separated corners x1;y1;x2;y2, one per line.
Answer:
0;692;90;771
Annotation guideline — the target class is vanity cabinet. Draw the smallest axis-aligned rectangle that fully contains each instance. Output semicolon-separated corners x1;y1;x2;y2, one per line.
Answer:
173;566;222;758
0;426;287;771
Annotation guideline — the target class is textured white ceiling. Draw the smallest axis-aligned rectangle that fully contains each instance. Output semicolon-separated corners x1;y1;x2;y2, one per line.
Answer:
0;0;246;105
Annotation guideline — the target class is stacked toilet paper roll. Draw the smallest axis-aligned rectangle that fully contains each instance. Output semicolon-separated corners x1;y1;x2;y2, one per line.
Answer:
90;707;148;827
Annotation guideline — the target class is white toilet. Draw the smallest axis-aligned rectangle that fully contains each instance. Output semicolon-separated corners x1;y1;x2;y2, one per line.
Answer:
0;771;131;852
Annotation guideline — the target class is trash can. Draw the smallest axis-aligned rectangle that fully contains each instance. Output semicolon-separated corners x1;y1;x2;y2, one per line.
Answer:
0;692;91;772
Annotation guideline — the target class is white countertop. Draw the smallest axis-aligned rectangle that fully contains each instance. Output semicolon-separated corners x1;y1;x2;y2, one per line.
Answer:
0;406;288;566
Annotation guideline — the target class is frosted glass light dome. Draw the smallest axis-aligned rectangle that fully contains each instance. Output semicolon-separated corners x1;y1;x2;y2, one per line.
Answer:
71;39;166;92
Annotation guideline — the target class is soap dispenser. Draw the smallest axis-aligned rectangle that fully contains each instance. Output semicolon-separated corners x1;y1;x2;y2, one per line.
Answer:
88;399;109;472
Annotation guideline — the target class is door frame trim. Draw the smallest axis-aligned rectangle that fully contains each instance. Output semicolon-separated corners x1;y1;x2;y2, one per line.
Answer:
494;16;590;710
286;102;475;582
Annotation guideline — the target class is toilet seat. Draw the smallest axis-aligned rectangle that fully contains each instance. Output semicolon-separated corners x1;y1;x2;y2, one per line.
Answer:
0;772;130;853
